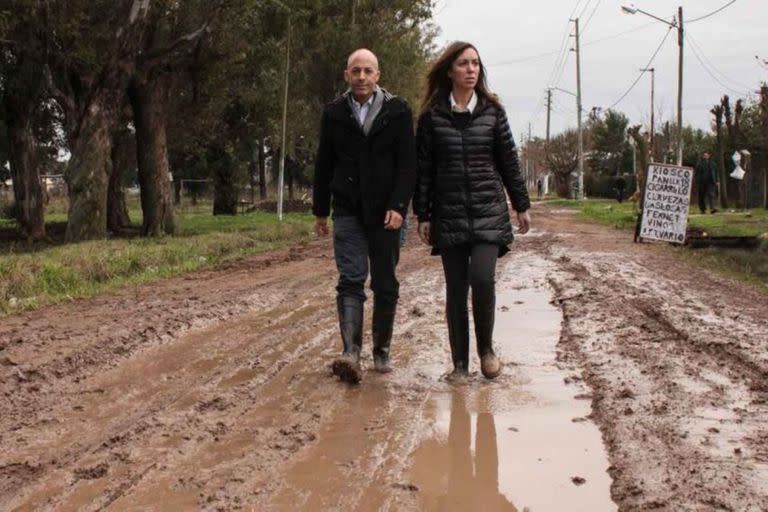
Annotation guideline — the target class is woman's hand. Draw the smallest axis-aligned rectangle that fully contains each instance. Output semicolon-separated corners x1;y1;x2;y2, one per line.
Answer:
417;221;432;245
516;210;531;235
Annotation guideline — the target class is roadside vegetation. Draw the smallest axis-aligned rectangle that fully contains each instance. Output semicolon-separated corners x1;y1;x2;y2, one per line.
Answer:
0;200;314;315
544;198;768;292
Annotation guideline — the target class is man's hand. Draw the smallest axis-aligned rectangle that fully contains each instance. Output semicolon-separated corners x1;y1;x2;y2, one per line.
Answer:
384;210;403;230
516;210;531;235
417;221;431;245
315;216;329;237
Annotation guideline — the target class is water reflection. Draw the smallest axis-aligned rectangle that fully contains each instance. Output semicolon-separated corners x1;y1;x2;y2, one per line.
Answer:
411;390;518;511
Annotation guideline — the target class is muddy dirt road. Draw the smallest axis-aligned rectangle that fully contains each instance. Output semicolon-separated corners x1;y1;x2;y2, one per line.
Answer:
2;204;767;511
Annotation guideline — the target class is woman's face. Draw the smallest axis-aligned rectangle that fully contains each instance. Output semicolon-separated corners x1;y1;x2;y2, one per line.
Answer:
448;47;480;91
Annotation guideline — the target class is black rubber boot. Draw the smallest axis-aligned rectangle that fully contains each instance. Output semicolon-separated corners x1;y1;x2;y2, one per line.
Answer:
473;287;501;379
446;305;470;378
332;296;363;384
372;302;396;373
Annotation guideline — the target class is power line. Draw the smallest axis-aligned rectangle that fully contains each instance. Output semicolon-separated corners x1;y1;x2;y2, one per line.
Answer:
608;26;673;109
577;0;594;20
488;21;658;68
583;20;657;47
688;0;738;23
685;30;754;92
685;33;752;97
581;0;603;33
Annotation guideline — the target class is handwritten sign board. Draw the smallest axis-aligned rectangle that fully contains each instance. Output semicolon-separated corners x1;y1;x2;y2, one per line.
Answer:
639;163;694;244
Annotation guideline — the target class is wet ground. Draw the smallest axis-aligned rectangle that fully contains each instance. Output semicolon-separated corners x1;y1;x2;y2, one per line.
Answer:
1;203;767;511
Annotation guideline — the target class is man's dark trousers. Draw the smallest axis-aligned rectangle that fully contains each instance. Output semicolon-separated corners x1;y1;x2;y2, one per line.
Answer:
698;183;716;213
333;215;399;309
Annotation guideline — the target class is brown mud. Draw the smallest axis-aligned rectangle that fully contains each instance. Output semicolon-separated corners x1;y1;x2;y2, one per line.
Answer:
1;203;767;511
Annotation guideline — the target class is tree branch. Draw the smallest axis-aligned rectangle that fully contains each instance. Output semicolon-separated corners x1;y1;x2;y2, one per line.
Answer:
143;22;210;64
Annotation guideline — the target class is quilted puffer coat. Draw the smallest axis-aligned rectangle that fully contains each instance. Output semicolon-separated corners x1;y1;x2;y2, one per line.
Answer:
414;97;530;255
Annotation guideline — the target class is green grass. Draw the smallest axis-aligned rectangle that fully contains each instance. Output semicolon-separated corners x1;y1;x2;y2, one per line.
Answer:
0;207;314;315
547;198;638;230
546;198;768;293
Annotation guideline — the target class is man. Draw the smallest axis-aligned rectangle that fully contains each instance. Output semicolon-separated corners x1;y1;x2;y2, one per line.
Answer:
313;49;416;384
615;174;627;203
695;151;718;214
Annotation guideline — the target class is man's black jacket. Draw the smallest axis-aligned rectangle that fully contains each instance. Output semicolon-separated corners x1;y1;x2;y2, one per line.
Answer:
312;89;417;227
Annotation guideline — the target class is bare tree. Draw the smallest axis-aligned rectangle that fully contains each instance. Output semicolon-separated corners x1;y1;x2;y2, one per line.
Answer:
546;130;579;198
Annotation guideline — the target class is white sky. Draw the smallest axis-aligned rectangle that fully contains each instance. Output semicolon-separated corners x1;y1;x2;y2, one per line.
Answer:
433;0;767;141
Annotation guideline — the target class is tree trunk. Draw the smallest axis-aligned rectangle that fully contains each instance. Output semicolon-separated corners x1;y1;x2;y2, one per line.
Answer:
258;137;267;200
628;126;649;209
6;106;46;240
129;75;175;236
210;146;238;215
107;126;134;233
760;86;768;209
249;143;258;204
711;105;728;209
65;94;115;241
554;173;571;199
287;166;294;201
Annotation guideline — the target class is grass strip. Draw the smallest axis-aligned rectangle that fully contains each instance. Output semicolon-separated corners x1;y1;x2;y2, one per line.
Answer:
0;211;314;315
543;198;768;293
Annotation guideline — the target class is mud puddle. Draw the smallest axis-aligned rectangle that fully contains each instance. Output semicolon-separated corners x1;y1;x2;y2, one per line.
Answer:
408;259;616;511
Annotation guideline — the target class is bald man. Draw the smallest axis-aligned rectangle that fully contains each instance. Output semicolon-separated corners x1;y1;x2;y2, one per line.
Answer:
313;48;417;384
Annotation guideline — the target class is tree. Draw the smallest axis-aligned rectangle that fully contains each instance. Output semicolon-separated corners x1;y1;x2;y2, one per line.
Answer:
546;130;579;198
711;103;728;208
0;4;46;239
41;0;153;241
589;109;631;177
128;1;220;235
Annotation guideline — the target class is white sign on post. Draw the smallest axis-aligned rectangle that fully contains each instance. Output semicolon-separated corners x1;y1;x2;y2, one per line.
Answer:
639;163;694;244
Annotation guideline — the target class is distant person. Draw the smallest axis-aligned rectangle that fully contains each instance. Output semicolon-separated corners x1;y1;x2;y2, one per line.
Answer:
695;150;718;214
414;41;531;380
615;174;627;203
536;177;543;199
312;48;417;384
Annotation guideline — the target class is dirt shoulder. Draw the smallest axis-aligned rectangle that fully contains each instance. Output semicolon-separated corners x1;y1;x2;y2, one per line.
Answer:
1;204;767;511
536;204;768;511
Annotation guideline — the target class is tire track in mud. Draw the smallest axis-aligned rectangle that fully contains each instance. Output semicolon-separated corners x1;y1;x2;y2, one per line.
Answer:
534;206;768;511
0;236;455;510
4;205;767;510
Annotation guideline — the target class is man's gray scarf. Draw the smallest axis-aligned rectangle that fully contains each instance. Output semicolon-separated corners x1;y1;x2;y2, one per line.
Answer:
347;85;385;136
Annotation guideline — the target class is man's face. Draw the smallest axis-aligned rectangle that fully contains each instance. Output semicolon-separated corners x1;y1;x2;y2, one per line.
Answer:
344;51;380;102
703;152;710;160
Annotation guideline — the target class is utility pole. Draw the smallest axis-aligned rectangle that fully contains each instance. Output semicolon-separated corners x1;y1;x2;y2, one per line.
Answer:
676;6;684;166
571;17;584;199
546;89;552;149
641;67;655;161
761;85;768;209
277;16;291;221
528;122;533;189
520;131;527;185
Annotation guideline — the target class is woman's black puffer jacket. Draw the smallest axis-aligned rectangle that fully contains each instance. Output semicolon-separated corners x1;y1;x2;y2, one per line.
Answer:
414;97;530;255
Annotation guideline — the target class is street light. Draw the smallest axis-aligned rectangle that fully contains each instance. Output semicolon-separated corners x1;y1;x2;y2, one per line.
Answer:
622;4;684;166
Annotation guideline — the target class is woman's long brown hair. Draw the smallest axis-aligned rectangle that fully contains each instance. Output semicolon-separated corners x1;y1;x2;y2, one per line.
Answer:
419;41;500;116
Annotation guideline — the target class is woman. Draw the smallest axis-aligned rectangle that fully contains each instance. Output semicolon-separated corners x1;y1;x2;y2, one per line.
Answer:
414;41;531;379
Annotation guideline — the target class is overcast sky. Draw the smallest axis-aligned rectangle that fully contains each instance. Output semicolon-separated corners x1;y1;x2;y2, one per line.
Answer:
432;0;767;141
